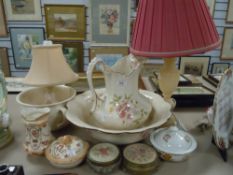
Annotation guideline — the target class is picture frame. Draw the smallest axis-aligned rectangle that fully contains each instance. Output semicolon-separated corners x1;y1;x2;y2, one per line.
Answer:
220;28;233;60
54;41;84;73
90;0;131;46
0;47;10;77
10;27;45;69
179;56;210;76
45;4;86;41
4;0;42;21
205;0;216;16
227;0;233;23
0;0;7;36
141;63;163;76
5;77;32;93
89;46;129;71
211;62;230;74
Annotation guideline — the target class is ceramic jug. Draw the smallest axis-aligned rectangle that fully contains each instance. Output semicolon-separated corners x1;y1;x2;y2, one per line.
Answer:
87;55;152;130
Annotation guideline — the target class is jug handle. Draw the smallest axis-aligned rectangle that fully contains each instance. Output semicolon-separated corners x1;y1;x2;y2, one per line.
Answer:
87;57;105;112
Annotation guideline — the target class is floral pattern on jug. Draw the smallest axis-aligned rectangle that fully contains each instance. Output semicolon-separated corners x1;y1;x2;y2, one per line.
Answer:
87;54;152;130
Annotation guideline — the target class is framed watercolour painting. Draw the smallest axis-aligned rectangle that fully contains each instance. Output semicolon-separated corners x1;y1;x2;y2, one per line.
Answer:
211;62;230;74
54;41;84;73
179;56;210;76
4;0;42;21
0;48;10;77
0;0;7;36
45;5;86;41
10;27;45;68
227;0;233;23
90;0;130;46
221;28;233;60
89;47;128;71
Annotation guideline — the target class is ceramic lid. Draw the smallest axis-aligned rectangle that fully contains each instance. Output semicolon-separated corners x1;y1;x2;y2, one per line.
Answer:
123;143;157;165
150;126;197;154
45;135;89;165
88;143;120;164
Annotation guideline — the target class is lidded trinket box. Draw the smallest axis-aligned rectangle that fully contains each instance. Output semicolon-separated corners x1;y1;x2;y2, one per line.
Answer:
45;135;89;168
87;143;121;174
123;143;159;175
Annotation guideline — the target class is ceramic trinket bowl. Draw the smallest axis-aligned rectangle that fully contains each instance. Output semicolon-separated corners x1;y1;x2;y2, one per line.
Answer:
45;135;89;168
150;126;197;162
123;143;159;175
87;143;121;174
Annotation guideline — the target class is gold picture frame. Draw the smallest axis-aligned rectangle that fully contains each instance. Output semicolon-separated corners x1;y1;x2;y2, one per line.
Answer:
0;0;7;36
179;56;210;76
4;0;42;21
45;5;86;41
221;28;233;60
0;47;10;77
227;0;233;23
54;41;84;73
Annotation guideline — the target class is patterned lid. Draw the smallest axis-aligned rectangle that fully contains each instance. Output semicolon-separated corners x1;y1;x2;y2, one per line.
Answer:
123;143;157;165
88;143;120;164
45;135;89;165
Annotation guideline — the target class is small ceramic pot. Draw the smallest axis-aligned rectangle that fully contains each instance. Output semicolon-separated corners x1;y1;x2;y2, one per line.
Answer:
45;135;89;168
87;143;120;174
22;108;54;155
150;126;197;162
123;143;159;175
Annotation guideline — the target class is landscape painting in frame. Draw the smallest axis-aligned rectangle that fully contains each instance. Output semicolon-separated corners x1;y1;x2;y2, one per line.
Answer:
221;28;233;60
91;0;130;46
10;27;44;68
55;42;84;73
4;0;42;21
179;56;210;76
45;5;86;40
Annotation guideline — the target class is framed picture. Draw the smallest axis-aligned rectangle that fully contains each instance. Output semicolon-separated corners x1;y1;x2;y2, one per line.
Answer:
4;0;42;21
45;5;86;41
227;0;233;23
0;0;7;36
211;62;230;74
221;28;233;60
89;47;128;71
179;56;210;76
5;77;32;93
90;0;131;46
141;63;163;76
10;27;45;68
54;41;84;73
0;47;10;76
205;0;215;16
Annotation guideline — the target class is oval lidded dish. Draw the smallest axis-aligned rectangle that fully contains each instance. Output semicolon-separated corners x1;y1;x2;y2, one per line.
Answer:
150;126;197;162
123;143;159;175
87;143;121;174
45;135;89;168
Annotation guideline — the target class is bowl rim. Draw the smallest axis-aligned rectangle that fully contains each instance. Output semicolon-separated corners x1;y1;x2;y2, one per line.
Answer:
66;89;172;134
150;126;197;155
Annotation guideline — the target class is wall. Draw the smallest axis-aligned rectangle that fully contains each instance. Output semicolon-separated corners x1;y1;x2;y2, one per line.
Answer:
0;0;232;77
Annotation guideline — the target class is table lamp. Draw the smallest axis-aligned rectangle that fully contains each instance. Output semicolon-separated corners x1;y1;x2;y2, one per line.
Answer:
17;41;78;131
130;0;221;107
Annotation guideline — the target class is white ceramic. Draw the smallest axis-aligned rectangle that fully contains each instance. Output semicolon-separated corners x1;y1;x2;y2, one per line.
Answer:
66;88;171;144
45;135;89;168
87;55;152;130
22;108;54;155
150;126;197;162
16;85;76;131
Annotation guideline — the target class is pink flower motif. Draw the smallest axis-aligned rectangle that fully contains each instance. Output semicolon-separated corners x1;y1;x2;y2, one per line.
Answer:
116;102;131;119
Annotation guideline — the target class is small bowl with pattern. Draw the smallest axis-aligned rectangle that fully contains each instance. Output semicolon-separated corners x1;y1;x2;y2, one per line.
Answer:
45;135;89;168
150;126;197;162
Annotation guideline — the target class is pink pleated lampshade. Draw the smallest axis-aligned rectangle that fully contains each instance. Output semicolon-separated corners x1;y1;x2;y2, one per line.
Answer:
130;0;221;58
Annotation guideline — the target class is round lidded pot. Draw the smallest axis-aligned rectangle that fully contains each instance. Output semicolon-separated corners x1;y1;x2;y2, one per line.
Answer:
87;143;121;174
45;135;89;168
123;143;159;175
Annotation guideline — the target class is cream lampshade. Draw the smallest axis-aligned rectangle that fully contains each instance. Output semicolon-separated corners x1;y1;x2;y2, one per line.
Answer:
23;42;78;86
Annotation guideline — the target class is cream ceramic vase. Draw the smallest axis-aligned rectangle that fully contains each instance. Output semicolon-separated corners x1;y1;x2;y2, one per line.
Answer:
87;55;152;130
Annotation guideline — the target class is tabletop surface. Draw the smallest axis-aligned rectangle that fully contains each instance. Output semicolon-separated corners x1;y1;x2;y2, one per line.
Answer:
0;94;233;175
